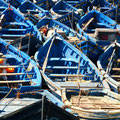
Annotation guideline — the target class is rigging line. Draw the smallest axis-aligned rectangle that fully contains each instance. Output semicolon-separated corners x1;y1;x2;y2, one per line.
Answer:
18;37;33;83
77;35;82;105
68;12;73;30
42;35;55;73
0;88;13;102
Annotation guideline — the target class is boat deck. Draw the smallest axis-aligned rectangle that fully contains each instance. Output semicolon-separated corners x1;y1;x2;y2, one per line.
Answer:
70;95;120;110
0;98;40;117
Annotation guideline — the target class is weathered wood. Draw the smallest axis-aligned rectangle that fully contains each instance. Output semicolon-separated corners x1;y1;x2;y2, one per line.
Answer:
42;36;55;73
0;73;33;76
82;18;94;31
0;80;31;84
111;75;120;78
106;49;116;73
49;74;90;77
0;65;23;68
41;70;61;90
117;59;120;62
112;68;120;71
46;66;87;69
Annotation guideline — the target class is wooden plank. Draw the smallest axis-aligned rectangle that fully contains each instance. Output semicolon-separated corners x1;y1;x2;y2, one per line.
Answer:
111;75;120;78
55;82;101;89
46;66;87;69
117;59;120;62
0;80;31;84
49;74;91;77
42;36;55;73
0;65;24;68
0;73;33;76
82;18;94;31
112;68;120;71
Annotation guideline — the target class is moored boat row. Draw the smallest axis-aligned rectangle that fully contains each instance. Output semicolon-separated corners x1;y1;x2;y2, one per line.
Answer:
0;0;120;119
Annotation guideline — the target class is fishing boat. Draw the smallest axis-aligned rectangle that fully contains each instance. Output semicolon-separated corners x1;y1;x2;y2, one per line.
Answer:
35;32;120;119
18;0;50;25
0;90;78;120
50;0;79;18
37;17;104;62
56;12;81;30
0;38;42;93
77;10;120;47
0;6;42;56
91;0;115;13
97;42;120;93
33;0;55;10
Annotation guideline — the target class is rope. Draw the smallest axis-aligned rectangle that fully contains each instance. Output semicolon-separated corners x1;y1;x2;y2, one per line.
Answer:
0;88;12;102
18;37;33;83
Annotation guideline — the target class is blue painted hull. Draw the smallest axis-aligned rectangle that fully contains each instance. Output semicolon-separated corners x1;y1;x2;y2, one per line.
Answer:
0;38;42;93
50;0;78;18
0;6;42;55
98;42;120;93
18;0;50;25
35;32;120;119
77;10;120;47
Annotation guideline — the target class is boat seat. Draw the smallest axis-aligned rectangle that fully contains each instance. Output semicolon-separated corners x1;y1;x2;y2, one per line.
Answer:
48;74;91;77
3;22;29;28
111;75;120;78
49;58;78;63
54;81;101;89
112;68;120;71
117;59;120;62
0;34;26;37
0;72;34;76
2;28;27;31
0;80;31;84
0;65;28;68
46;66;87;69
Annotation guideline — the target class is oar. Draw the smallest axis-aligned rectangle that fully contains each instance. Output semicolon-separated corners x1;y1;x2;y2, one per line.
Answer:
42;36;55;73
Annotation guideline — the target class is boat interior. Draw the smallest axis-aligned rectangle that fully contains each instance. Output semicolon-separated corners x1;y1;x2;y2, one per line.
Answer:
78;11;120;42
0;42;38;90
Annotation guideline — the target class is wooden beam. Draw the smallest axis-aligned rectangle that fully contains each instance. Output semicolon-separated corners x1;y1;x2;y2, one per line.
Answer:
117;59;120;62
42;36;55;73
112;68;120;71
82;18;94;31
0;80;31;84
49;74;91;77
0;73;32;76
111;75;120;78
0;65;23;68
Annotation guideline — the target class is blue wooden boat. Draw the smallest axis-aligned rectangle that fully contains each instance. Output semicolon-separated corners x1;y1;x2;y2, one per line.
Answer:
97;42;120;93
18;0;50;25
56;12;81;30
0;90;78;120
77;10;120;47
0;38;42;93
35;32;120;119
37;17;104;62
50;0;79;18
0;6;42;55
33;0;55;10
